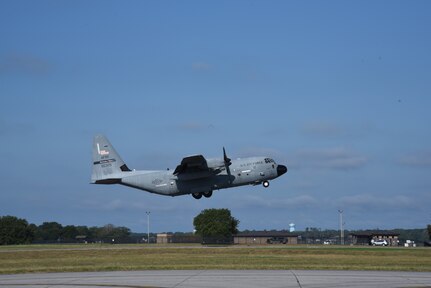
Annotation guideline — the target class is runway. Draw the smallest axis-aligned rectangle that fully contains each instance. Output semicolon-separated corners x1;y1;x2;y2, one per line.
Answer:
1;270;431;288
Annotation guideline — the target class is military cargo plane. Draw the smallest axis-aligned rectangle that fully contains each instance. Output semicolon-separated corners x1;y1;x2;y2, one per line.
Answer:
91;135;287;199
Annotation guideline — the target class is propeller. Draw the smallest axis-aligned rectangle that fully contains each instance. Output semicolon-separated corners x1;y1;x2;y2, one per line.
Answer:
223;147;231;166
223;147;232;184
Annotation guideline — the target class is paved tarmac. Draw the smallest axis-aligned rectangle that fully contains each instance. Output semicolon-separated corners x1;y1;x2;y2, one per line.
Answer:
0;270;431;288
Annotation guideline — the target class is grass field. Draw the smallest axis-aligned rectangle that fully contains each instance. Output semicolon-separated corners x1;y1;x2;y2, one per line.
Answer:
0;244;430;274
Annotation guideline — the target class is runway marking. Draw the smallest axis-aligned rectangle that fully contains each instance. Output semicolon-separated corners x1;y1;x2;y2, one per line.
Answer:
290;270;303;288
172;270;206;288
0;284;160;288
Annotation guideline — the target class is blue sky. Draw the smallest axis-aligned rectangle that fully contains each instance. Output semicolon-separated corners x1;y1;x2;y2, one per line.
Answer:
1;1;430;233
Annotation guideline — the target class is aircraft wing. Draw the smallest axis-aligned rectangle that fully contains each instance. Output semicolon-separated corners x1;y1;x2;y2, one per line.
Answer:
173;155;209;175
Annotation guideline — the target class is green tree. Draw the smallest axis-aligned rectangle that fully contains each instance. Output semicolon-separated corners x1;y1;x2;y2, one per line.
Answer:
37;222;63;241
87;226;99;240
111;226;131;238
92;224;131;241
428;225;431;240
193;208;239;237
0;215;34;245
97;224;115;239
61;225;79;241
75;226;89;237
28;224;38;240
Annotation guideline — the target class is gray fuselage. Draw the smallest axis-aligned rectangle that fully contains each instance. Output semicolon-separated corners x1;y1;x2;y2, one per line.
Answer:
118;157;281;196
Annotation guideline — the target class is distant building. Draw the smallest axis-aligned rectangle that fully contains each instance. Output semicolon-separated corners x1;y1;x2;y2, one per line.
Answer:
350;231;400;246
234;231;298;245
156;233;173;244
154;234;202;244
75;235;88;243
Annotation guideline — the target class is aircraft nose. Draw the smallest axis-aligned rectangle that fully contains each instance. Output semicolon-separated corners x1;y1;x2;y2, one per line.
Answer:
277;165;287;176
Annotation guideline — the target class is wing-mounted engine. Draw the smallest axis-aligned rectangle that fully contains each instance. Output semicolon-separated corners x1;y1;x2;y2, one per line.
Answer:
173;148;232;181
206;158;225;171
173;154;218;181
204;147;232;175
173;155;207;175
205;147;232;169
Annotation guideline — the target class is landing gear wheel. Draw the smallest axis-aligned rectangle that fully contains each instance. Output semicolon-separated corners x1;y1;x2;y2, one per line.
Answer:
192;192;202;199
263;181;270;188
203;191;213;198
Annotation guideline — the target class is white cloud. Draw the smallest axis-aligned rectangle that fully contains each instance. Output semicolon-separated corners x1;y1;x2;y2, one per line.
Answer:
176;122;215;132
0;118;34;136
84;197;197;214
237;147;285;160
234;194;318;209
104;199;126;210
338;194;416;209
0;52;53;75
296;147;367;170
290;180;317;190
398;152;431;168
301;121;343;137
300;121;378;140
192;62;210;71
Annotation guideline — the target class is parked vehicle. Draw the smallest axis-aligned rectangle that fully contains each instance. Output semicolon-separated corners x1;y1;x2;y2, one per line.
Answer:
404;240;416;247
371;239;388;246
267;237;287;244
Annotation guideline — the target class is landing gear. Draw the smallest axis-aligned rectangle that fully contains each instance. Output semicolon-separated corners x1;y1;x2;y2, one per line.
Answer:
192;191;213;199
203;191;213;198
263;181;270;188
192;193;202;199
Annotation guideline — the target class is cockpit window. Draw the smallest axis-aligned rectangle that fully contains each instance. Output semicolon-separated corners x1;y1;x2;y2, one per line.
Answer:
264;158;275;164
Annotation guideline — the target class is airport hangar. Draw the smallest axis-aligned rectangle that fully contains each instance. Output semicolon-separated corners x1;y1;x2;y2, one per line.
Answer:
233;231;299;245
350;231;400;246
157;231;299;245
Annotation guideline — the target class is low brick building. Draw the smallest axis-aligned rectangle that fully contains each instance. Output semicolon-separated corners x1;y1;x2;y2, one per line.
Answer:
234;231;298;245
350;231;400;246
156;233;173;244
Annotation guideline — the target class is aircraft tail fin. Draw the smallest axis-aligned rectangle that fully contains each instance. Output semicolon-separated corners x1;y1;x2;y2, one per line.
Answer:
91;134;131;184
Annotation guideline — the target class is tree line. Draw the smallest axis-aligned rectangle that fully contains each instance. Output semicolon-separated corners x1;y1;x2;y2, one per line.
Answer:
0;209;241;245
0;215;131;245
1;214;430;245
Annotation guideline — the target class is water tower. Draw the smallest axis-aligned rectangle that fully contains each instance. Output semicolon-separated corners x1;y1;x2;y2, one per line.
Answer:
289;223;295;232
